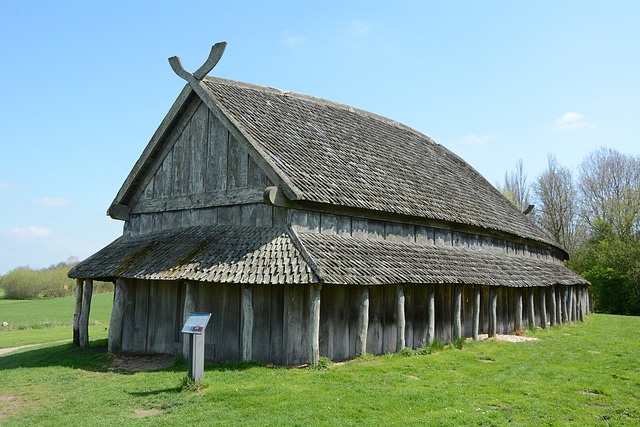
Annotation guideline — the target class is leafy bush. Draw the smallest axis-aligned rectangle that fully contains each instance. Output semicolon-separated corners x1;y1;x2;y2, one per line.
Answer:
0;258;114;299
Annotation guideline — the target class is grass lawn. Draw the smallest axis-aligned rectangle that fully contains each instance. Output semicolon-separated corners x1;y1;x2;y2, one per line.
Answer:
0;292;113;348
1;313;639;425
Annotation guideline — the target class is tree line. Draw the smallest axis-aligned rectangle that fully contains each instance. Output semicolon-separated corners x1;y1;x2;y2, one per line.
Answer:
498;148;640;315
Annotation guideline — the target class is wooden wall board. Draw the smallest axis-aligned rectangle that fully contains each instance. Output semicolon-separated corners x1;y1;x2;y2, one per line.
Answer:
366;285;384;355
382;284;397;354
412;284;428;348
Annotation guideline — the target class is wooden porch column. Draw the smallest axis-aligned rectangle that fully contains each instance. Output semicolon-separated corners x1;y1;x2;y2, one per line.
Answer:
426;284;435;345
489;286;497;338
108;278;127;354
355;287;369;356
308;284;321;366
73;278;83;346
528;288;536;328
396;285;405;352
548;286;557;327
242;284;254;361
453;284;462;340
539;287;547;329
472;285;481;341
556;286;563;325
514;288;524;331
79;279;93;350
182;281;198;361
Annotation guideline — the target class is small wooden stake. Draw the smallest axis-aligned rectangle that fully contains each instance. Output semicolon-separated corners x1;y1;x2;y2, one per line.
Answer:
79;279;93;350
396;285;406;352
308;285;321;366
355;287;369;356
242;284;253;361
73;278;83;346
453;284;462;340
108;278;127;354
472;285;481;340
489;286;497;338
427;285;435;345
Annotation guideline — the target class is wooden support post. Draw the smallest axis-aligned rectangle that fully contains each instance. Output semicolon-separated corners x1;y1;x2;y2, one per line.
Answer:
563;287;570;323
79;279;93;350
453;284;462;341
73;278;83;346
308;284;321;366
426;284;435;345
528;288;535;328
548;286;557;327
539;287;547;329
355;287;369;356
183;281;198;361
572;287;577;322
556;286;563;325
515;288;523;331
108;278;127;354
242;284;253;361
396;285;405;352
489;286;497;338
472;285;481;341
579;287;586;321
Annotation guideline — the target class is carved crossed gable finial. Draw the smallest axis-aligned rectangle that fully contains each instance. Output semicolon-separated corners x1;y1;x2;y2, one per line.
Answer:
169;42;227;84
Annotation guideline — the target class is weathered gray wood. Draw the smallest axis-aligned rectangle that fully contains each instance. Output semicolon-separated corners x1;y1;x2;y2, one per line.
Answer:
205;110;229;192
130;188;265;215
426;284;435;345
472;285;481;340
108;278;127;354
539;287;547;328
228;134;249;190
366;285;384;355
283;284;305;365
528;288;536;328
121;279;137;351
182;281;198;360
79;279;93;350
189;102;209;194
308;285;321;366
242;284;253;361
572;286;578;322
269;285;284;364
73;278;83;346
556;286;563;325
396;285;405;352
563;287;569;323
453;284;462;340
416;226;435;245
515;288;523;331
404;284;414;350
489;286;497;338
382;284;397;353
548;286;556;326
355;287;369;356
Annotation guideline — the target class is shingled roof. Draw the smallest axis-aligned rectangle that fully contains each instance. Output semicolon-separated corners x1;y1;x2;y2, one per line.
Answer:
199;77;557;249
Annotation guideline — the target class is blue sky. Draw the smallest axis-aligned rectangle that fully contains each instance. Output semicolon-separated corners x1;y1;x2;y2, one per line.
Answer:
1;1;638;275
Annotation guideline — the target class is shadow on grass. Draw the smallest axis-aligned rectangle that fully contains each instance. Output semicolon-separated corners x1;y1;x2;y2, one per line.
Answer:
0;339;113;372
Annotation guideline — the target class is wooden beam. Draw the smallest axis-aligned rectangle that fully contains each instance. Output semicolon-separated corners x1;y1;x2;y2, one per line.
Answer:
426;284;435;345
528;288;536;328
108;278;127;354
514;288;523;331
489;286;497;338
79;279;93;350
396;285;405;352
539;287;547;329
548;286;557;327
108;203;130;221
355;287;369;356
472;285;481;340
453;284;462;340
308;285;321;366
73;278;83;346
130;188;264;215
242;284;253;361
182;281;198;361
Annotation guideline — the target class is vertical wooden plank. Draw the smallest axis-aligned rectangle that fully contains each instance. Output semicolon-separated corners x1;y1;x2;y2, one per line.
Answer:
73;278;83;346
436;284;452;343
332;285;350;360
528;288;536;328
355;287;369;356
181;209;195;228
283;284;307;365
251;285;270;363
270;286;284;365
254;204;273;228
472;285;481;340
242;284;253;361
154;146;173;199
205;111;228;192
121;279;136;351
426;284;435;346
548;286;557;327
133;280;149;352
320;214;338;235
190;101;208;195
79;279;93;349
386;223;413;243
434;228;452;246
453;284;462;340
396;285;406;352
308;285;321;366
489;286;497;337
366;285;384;355
146;281;159;353
515;289;523;331
183;281;198;360
247;155;268;188
539;287;547;329
172;123;191;197
462;285;473;337
412;285;428;348
273;207;289;227
404;284;414;350
572;287;578;322
217;206;241;225
416;226;435;245
162;210;182;229
562;286;569;323
108;278;127;354
383;284;397;353
319;284;332;360
336;215;352;237
221;284;241;361
240;204;257;226
227;134;248;190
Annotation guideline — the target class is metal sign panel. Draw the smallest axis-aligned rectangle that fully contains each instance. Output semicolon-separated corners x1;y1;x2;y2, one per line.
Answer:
181;312;211;335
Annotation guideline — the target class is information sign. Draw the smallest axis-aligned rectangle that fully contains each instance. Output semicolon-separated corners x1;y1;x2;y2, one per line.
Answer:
181;313;211;335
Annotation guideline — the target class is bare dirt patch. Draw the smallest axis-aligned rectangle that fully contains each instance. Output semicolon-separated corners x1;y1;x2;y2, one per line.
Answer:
476;334;539;343
0;394;33;420
107;353;175;373
578;390;601;396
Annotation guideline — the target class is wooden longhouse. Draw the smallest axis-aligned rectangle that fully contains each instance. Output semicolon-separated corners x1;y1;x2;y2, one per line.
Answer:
69;43;589;365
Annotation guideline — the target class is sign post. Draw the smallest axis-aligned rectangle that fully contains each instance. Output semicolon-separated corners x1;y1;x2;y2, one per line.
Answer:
181;313;211;381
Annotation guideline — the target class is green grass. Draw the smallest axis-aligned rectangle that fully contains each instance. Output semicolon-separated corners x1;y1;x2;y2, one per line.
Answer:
1;314;639;425
0;292;113;348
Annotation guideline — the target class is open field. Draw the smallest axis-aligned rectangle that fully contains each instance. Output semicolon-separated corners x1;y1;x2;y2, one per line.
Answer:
1;299;639;425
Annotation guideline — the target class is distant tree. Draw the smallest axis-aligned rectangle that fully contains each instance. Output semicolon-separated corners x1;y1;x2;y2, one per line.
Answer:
578;147;640;239
533;154;581;252
498;159;530;212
